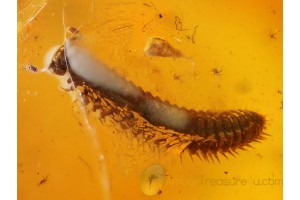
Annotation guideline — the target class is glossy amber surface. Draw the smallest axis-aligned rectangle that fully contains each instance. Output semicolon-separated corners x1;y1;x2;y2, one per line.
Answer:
18;0;282;199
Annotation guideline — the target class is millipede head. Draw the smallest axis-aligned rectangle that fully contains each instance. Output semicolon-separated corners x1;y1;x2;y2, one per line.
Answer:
48;46;68;76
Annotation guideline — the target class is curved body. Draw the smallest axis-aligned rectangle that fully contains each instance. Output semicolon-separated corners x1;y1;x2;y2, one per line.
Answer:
48;40;266;161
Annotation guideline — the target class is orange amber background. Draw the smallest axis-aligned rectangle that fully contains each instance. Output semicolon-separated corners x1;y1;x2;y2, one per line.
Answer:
18;0;282;199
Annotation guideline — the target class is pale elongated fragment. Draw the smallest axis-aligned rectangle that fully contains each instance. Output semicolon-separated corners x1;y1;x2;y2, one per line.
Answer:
144;37;184;58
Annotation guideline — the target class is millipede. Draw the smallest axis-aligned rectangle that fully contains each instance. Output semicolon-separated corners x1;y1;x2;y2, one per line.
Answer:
47;36;267;162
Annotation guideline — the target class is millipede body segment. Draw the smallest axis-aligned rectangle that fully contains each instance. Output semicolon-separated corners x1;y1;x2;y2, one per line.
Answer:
48;40;267;161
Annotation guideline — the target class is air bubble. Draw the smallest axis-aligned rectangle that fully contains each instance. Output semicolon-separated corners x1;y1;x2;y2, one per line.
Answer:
140;164;165;196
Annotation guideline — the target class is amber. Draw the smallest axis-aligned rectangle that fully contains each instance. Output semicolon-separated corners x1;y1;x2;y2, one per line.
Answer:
18;0;282;199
